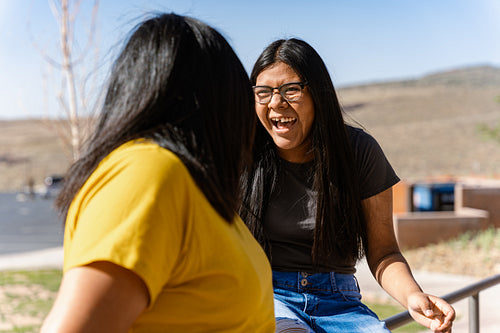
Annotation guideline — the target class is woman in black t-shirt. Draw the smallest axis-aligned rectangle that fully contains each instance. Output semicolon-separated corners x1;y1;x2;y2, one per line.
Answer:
240;38;455;333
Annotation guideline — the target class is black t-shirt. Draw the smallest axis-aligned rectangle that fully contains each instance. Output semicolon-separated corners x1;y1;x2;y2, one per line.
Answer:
263;125;400;274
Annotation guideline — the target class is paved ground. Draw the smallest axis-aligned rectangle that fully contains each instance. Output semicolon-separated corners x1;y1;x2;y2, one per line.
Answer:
0;193;63;255
0;246;63;270
1;191;499;332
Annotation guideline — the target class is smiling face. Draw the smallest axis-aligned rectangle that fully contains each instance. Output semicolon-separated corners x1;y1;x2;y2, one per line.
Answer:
255;62;315;163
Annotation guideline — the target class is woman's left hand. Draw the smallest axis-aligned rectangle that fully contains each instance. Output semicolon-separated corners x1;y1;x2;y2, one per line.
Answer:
407;292;455;333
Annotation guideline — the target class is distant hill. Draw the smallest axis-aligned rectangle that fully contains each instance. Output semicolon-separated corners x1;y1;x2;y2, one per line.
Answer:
1;65;500;192
343;64;500;89
338;64;500;182
417;65;500;87
0;119;70;192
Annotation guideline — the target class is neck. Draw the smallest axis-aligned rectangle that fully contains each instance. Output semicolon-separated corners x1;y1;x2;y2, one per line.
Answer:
278;147;314;164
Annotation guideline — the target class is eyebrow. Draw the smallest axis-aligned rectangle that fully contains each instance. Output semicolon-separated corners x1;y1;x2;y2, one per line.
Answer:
253;82;304;88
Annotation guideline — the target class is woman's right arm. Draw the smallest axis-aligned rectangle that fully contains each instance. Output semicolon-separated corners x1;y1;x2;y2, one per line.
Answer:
363;187;455;332
41;261;149;333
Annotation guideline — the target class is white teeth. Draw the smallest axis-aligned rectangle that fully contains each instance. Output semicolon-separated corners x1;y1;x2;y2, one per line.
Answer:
271;117;296;123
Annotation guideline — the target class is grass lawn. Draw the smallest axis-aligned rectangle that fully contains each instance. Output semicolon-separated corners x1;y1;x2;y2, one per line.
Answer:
0;269;61;333
367;302;426;332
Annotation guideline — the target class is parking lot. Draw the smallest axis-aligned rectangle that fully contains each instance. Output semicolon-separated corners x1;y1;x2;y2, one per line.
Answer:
0;192;63;255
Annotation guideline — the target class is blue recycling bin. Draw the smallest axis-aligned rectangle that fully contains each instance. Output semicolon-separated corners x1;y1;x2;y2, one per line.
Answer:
412;183;455;212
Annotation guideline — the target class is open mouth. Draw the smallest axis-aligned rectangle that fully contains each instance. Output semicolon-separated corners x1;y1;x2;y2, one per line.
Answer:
270;117;297;129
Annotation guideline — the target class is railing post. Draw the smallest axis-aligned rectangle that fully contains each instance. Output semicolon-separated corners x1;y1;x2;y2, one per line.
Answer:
468;293;479;333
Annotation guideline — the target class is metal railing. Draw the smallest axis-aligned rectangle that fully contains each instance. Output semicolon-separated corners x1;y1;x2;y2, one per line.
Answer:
384;274;500;332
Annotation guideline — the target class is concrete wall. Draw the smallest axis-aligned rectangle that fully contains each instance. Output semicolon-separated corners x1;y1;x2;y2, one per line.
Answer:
394;208;489;249
455;184;500;228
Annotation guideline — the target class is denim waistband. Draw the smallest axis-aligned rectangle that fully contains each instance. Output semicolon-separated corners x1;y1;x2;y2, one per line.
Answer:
272;271;360;297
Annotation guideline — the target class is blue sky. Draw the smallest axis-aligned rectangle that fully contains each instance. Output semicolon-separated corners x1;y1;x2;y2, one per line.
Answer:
1;0;499;119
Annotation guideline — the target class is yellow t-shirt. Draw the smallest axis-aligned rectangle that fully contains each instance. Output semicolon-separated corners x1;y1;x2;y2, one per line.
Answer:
63;140;275;333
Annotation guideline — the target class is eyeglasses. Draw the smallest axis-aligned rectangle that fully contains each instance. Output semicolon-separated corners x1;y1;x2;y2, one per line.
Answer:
253;82;307;104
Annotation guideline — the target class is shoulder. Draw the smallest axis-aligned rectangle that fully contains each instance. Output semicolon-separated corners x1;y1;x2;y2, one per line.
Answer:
107;140;185;170
78;140;195;210
346;125;379;152
345;125;400;198
345;125;385;164
68;140;196;236
101;140;190;183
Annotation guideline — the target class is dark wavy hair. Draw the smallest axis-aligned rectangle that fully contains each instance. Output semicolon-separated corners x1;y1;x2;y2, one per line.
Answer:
56;13;256;223
240;38;368;265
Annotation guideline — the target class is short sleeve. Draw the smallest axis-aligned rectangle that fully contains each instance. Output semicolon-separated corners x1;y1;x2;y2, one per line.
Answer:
64;142;190;305
348;126;400;199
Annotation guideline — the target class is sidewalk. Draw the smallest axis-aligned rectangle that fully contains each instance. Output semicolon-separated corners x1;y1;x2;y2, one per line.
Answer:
356;259;500;332
0;246;63;270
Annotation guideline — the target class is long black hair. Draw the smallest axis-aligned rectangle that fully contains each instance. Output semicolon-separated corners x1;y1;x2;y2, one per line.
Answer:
56;13;255;223
240;38;368;265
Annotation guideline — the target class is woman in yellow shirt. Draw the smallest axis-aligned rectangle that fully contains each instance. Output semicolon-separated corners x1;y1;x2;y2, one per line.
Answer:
41;13;275;333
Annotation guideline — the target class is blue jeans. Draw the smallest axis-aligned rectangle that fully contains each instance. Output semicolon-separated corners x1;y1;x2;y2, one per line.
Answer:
273;271;390;333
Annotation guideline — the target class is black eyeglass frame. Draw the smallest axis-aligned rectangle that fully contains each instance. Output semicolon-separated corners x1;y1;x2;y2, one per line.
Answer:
252;81;308;104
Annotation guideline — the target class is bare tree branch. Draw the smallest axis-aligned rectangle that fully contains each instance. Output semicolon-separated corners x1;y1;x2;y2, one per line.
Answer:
31;0;101;161
48;0;61;23
59;0;81;160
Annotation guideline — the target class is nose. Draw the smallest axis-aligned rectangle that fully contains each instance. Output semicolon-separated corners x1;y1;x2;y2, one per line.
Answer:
267;90;287;108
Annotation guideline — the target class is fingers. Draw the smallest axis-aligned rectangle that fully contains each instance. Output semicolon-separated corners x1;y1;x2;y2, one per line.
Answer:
427;295;456;326
408;293;455;332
